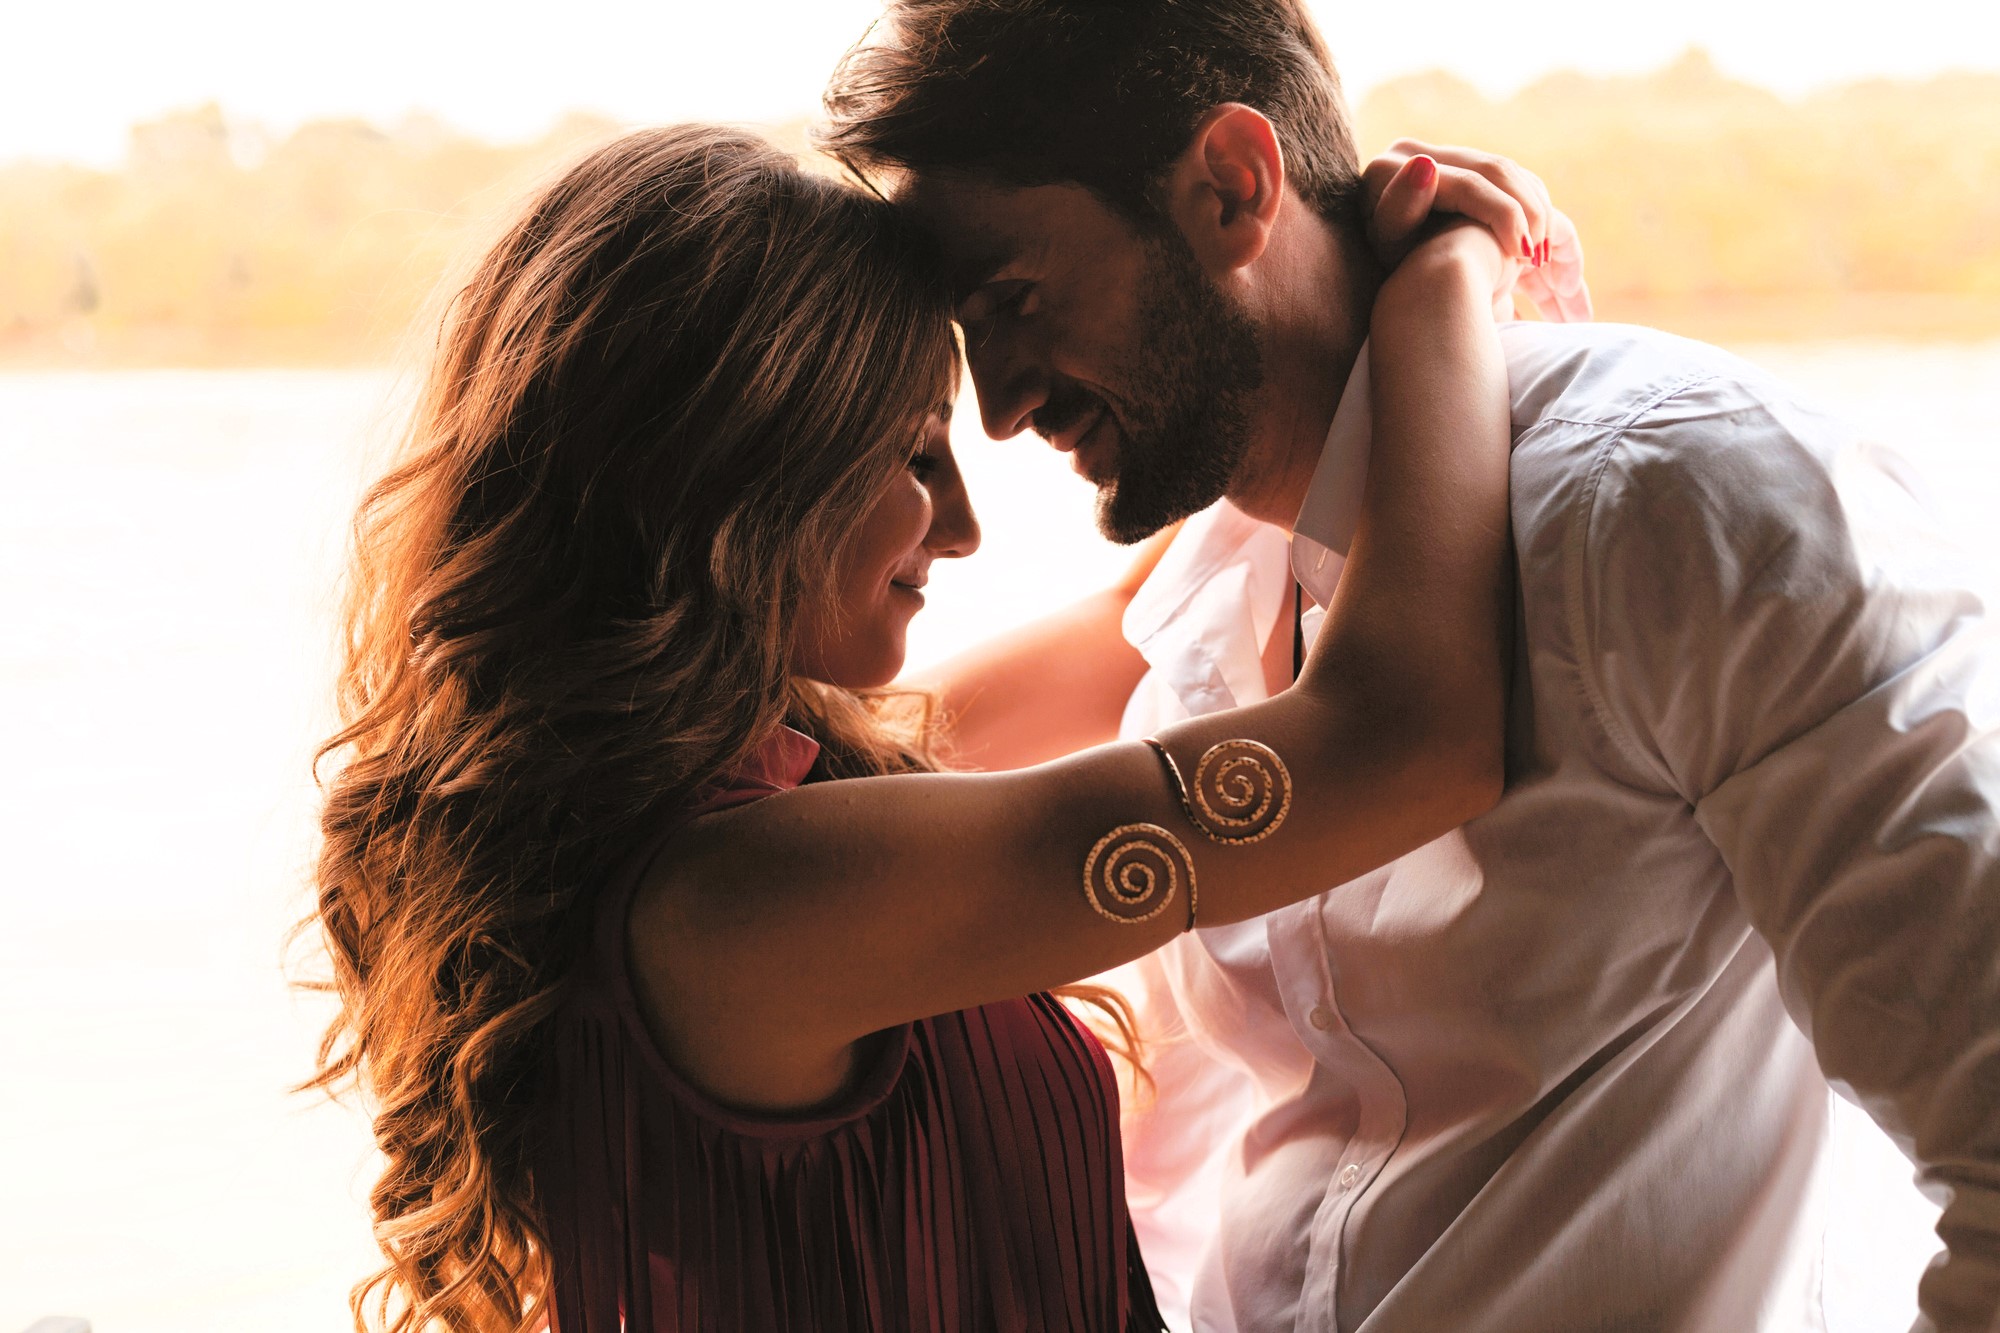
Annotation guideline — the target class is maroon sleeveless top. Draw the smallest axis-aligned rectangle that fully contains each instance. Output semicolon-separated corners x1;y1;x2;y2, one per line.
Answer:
535;728;1165;1332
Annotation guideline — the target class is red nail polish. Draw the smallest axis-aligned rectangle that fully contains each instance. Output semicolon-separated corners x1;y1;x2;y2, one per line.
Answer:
1410;154;1436;187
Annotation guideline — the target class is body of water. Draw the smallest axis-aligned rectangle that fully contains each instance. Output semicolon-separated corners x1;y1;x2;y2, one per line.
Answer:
3;341;1995;1331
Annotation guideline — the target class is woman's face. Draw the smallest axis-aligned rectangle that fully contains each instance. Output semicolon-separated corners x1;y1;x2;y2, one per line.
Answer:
793;408;981;689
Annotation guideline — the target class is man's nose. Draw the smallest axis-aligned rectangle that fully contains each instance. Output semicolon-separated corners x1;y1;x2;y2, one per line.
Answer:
964;327;1047;442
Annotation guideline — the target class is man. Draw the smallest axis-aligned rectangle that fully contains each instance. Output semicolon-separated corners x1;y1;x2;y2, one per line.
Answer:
822;3;2000;1330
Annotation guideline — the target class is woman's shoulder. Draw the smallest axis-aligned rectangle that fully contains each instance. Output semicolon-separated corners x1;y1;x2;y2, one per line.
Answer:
624;723;825;935
614;725;929;1117
621;722;824;954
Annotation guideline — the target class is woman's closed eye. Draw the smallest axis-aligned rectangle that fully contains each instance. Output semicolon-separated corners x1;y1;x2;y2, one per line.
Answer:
909;406;955;483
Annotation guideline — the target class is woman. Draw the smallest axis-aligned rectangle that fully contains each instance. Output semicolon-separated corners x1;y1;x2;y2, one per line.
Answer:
308;124;1533;1332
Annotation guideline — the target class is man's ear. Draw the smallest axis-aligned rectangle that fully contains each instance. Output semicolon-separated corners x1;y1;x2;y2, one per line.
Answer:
1161;103;1284;275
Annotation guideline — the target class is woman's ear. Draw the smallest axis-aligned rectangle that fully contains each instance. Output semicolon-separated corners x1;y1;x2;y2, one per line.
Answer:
1160;103;1285;275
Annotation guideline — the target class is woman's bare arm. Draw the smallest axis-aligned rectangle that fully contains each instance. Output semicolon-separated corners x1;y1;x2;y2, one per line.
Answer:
909;526;1177;771
634;229;1514;1108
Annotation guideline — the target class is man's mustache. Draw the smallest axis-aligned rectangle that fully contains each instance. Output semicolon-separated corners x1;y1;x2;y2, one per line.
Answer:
1032;383;1104;441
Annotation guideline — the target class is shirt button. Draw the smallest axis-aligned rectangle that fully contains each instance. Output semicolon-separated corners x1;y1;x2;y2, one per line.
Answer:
1308;1005;1333;1031
1338;1163;1363;1189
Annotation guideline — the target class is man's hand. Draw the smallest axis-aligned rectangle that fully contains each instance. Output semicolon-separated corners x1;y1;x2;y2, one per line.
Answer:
1362;140;1593;325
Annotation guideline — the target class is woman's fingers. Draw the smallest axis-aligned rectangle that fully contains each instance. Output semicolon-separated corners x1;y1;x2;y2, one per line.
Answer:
1361;140;1586;316
1481;156;1554;263
1545;211;1594;321
1427;164;1534;268
1385;139;1553;265
1512;210;1595;323
1366;153;1441;265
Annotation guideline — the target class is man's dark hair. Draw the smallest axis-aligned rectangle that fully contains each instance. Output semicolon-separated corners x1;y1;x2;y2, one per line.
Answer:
820;0;1364;229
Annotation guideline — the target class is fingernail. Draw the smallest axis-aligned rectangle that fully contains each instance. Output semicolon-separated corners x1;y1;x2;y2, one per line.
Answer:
1410;154;1436;187
1540;239;1551;266
1521;236;1532;259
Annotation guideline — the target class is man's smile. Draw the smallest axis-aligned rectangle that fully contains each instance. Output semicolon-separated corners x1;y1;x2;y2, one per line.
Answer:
1069;409;1119;483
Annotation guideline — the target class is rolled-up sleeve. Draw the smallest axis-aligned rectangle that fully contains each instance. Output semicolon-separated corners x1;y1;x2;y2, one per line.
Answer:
1573;377;2000;1332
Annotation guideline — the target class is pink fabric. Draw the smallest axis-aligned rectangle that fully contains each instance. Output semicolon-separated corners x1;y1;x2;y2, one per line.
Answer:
536;727;1164;1331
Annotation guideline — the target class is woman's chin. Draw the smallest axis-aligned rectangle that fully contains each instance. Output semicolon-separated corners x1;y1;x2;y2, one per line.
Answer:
865;634;911;689
868;628;913;689
803;631;909;692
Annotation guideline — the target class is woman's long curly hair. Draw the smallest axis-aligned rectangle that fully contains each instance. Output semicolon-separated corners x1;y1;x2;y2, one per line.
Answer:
304;124;997;1332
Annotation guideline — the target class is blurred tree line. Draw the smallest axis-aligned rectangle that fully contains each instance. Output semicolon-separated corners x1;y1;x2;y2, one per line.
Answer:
1354;50;2000;341
0;106;637;365
3;49;1997;366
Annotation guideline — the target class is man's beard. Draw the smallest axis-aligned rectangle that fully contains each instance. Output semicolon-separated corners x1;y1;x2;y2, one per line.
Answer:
1080;228;1264;545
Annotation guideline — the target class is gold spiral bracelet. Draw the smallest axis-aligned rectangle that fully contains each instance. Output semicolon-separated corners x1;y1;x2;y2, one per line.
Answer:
1082;823;1195;928
1142;737;1292;846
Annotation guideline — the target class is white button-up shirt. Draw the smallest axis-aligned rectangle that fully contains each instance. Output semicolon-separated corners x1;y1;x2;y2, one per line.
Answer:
1114;321;2000;1332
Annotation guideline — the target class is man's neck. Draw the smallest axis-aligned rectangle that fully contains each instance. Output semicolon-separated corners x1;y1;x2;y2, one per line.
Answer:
1225;206;1379;531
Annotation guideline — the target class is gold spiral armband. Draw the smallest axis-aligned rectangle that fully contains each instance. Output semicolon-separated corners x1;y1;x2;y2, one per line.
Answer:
1143;737;1292;845
1082;823;1195;926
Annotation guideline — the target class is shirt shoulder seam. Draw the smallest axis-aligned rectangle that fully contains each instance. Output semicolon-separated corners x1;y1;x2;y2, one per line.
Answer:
1562;370;1727;798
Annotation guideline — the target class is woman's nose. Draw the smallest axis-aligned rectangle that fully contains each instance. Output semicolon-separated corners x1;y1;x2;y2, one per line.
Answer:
926;475;981;560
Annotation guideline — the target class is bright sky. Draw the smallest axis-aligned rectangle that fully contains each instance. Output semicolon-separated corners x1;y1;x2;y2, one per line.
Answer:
9;0;1999;167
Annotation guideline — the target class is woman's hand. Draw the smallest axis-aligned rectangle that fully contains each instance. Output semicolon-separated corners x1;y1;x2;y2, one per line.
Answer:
1360;140;1593;324
1380;218;1516;313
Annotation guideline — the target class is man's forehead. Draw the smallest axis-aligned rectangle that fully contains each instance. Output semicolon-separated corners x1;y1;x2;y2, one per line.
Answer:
896;174;1094;292
896;171;1019;245
893;167;1009;215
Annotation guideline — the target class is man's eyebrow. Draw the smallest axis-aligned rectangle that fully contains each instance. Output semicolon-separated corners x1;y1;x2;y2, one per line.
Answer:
949;247;1012;305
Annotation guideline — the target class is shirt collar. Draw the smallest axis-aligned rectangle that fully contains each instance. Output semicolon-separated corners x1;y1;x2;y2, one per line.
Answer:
1120;499;1293;714
1124;498;1279;647
1290;339;1373;608
1117;343;1372;715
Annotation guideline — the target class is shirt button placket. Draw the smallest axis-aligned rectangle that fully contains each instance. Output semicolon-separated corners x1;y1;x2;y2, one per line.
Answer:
1289;905;1413;1331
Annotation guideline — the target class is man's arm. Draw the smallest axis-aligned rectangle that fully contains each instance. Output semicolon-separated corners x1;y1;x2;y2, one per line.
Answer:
1578;376;2000;1332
